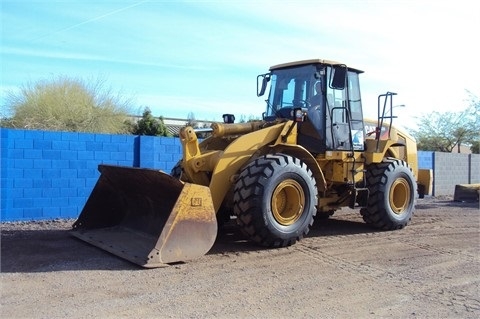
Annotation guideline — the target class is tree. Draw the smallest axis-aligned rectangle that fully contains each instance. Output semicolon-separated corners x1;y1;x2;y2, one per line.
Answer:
412;95;479;153
1;75;133;133
238;114;261;123
467;91;480;154
470;140;480;154
132;107;170;136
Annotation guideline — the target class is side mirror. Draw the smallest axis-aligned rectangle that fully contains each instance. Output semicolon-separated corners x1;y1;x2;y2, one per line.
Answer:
330;65;347;90
257;74;271;97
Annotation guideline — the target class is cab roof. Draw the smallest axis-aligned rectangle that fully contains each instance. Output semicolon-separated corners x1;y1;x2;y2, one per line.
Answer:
269;59;364;74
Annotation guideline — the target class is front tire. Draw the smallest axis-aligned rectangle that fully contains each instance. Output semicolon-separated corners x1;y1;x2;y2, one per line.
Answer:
233;154;318;247
360;158;416;230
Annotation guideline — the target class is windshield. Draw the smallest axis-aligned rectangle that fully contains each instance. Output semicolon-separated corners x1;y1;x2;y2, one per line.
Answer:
264;64;323;117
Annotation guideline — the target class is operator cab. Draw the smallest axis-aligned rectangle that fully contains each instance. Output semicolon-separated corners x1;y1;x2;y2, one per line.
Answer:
258;59;365;153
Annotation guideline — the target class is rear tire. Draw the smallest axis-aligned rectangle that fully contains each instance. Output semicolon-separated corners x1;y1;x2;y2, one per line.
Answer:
233;154;317;247
360;158;416;230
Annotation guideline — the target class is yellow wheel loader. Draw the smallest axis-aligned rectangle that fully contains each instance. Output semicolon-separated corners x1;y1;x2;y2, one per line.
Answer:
71;59;432;267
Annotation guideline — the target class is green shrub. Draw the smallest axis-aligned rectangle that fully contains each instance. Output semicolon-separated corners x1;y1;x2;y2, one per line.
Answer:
2;76;133;133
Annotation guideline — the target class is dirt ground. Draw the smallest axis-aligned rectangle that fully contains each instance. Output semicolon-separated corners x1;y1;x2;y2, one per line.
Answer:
1;196;479;319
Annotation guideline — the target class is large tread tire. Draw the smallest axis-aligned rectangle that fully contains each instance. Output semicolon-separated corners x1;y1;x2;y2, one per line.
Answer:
233;154;317;247
360;158;416;230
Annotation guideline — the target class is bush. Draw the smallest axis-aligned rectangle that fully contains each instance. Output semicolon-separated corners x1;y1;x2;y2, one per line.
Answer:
2;76;133;133
132;108;171;136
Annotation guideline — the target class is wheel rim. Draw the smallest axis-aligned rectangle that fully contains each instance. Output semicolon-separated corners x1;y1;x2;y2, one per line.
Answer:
389;177;411;214
271;179;305;226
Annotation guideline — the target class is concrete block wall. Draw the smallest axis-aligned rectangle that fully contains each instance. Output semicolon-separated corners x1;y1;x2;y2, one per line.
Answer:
433;152;479;196
1;128;182;221
469;154;480;184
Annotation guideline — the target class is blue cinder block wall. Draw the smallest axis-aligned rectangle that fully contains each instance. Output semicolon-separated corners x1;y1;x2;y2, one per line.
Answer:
417;151;433;169
1;128;182;221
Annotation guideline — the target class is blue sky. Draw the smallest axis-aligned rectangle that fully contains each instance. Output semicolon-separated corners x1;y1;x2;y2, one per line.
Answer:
1;0;479;127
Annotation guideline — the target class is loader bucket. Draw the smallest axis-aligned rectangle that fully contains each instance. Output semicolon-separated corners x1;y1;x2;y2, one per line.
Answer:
71;165;217;268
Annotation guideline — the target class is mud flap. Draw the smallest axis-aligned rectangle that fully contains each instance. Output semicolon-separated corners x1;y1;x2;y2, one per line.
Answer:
71;165;217;268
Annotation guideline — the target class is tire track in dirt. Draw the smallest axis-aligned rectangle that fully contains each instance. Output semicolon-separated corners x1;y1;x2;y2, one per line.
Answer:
401;238;477;261
294;206;480;317
294;242;403;284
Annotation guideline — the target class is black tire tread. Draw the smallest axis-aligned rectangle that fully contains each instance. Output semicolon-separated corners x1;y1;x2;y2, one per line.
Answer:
360;158;416;230
233;154;317;247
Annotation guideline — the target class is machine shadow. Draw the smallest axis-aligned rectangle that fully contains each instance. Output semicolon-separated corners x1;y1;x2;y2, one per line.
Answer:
416;198;479;210
208;215;375;256
0;229;138;273
1;215;374;273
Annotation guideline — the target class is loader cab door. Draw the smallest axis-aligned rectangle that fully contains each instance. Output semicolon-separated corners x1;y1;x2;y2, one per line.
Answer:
325;66;365;151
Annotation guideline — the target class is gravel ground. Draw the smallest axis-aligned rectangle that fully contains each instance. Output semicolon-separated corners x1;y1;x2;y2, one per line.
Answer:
1;196;479;319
